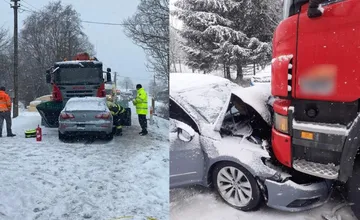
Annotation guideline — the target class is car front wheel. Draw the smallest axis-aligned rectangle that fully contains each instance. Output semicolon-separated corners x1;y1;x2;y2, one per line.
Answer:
212;162;262;211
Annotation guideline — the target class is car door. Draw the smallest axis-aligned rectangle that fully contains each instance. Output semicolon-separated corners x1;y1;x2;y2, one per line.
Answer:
169;98;205;188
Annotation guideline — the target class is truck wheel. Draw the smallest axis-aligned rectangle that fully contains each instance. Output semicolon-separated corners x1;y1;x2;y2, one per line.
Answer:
212;161;262;211
346;160;360;219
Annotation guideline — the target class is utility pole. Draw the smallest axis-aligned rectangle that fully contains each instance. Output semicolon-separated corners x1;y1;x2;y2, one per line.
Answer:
11;0;20;118
114;72;117;88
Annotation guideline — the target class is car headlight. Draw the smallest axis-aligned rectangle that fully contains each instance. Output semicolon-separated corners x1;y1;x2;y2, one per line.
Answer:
274;113;288;134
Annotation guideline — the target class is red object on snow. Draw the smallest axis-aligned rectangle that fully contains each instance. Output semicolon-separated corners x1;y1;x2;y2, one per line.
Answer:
36;125;42;142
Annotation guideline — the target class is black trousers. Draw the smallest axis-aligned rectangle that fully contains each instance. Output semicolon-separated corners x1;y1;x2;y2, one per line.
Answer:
113;114;125;129
138;114;147;132
0;111;12;135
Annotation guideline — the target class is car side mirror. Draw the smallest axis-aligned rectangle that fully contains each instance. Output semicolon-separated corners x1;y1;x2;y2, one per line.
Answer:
176;122;195;142
106;68;112;82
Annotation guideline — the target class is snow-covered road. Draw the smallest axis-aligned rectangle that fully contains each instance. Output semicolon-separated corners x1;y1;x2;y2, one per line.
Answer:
170;186;357;220
0;104;169;220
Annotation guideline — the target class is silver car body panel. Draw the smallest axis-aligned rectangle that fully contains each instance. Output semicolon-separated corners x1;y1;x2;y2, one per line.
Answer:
265;179;331;212
169;73;332;212
58;97;113;135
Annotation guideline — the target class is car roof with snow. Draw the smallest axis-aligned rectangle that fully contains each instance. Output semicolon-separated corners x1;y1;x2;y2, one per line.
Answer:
170;73;271;125
64;97;108;112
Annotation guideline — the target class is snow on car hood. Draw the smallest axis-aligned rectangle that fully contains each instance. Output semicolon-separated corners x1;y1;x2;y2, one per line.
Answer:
170;73;239;124
170;73;271;129
214;84;272;131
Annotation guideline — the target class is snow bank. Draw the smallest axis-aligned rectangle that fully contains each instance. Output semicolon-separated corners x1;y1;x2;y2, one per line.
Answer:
250;65;271;85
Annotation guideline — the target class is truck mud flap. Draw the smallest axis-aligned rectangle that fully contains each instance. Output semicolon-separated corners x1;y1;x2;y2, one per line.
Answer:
36;101;64;128
123;107;131;126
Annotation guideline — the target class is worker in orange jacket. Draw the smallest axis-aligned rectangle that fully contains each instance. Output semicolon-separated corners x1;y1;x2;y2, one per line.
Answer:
0;86;15;137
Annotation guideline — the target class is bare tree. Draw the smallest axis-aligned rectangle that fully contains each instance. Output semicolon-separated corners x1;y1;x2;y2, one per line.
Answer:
169;26;186;73
18;1;95;104
0;26;9;53
0;27;12;90
120;77;134;90
123;0;169;84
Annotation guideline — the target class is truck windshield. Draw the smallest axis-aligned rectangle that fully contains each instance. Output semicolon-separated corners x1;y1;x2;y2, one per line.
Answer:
55;68;102;85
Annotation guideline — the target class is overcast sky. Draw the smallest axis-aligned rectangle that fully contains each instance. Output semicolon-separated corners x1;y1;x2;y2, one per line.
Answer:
0;0;150;88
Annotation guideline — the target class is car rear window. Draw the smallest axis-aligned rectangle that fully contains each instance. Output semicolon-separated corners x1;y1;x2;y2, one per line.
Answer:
65;99;107;111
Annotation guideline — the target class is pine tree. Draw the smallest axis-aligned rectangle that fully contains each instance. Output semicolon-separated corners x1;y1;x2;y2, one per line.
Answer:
174;0;282;79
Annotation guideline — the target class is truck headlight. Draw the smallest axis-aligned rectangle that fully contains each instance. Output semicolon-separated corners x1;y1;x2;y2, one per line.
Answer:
274;113;288;134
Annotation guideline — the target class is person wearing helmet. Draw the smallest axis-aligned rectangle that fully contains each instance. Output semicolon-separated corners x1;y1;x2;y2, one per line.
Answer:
106;101;126;136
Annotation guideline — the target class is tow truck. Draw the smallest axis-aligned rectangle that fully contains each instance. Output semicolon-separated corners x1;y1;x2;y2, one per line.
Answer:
271;0;360;217
37;52;131;128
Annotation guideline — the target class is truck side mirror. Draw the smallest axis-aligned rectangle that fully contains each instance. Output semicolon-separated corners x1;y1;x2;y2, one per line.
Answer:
106;68;112;82
46;73;51;83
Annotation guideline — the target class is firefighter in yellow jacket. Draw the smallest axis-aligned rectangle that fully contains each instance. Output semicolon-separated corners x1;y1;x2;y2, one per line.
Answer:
132;84;148;136
106;100;126;136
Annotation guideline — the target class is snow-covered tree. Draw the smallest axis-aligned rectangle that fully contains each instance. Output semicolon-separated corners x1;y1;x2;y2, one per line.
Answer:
174;0;282;80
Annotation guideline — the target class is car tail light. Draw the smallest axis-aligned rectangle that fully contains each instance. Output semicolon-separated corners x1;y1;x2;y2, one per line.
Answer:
60;113;75;119
95;113;110;119
274;113;289;134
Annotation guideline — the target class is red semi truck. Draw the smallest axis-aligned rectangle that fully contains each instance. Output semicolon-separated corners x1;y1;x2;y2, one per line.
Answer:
37;52;113;127
271;0;360;216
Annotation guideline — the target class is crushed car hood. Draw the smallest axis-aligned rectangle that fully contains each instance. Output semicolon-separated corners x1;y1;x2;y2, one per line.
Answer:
214;84;272;131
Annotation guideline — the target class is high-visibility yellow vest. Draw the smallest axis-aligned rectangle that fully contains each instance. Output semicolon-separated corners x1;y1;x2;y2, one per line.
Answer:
133;88;148;115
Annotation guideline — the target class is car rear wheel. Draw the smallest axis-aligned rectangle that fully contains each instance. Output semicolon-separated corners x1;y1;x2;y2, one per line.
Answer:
58;131;68;141
212;162;262;211
105;133;113;140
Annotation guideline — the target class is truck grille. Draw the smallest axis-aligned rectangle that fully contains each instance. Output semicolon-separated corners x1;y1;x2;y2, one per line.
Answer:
62;90;97;99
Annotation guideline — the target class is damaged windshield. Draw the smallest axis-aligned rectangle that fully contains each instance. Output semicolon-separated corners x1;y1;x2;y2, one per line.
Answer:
221;95;272;142
221;97;253;137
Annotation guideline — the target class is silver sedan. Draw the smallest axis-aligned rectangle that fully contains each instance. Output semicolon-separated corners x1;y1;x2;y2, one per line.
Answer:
170;73;332;212
58;97;113;141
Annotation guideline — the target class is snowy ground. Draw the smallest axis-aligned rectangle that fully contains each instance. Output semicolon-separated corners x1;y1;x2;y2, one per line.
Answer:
170;186;356;220
0;103;169;220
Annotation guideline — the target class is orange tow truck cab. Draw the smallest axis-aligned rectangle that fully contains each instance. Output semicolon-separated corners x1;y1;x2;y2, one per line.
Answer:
271;0;360;183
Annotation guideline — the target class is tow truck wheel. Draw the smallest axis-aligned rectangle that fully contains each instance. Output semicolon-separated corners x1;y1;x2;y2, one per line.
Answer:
212;162;262;211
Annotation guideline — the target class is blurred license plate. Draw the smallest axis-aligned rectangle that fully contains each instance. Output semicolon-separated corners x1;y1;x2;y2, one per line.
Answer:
300;78;334;95
301;131;314;140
